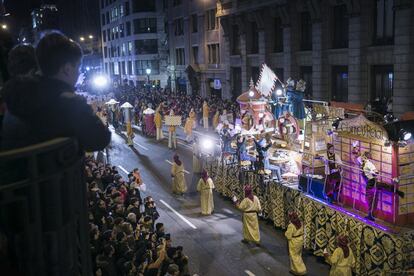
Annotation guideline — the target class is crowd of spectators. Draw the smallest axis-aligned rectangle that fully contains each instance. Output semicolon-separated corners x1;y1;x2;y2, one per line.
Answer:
85;157;190;276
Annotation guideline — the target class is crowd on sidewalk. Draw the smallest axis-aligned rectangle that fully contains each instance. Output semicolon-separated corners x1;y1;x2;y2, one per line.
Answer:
86;156;190;276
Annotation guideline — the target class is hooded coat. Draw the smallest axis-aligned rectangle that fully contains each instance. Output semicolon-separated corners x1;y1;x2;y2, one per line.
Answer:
1;75;111;152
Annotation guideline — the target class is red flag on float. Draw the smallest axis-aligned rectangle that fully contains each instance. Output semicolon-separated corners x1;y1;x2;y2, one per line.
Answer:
255;63;277;97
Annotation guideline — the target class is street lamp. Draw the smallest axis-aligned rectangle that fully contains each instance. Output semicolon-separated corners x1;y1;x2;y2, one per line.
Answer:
1;24;7;30
89;35;93;39
80;36;85;41
146;68;151;90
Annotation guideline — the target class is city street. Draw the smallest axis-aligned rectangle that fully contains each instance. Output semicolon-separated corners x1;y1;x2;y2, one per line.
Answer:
108;128;329;276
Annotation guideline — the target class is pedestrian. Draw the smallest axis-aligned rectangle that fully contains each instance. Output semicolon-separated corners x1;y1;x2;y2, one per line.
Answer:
235;185;261;246
168;109;177;149
285;211;307;275
197;169;215;215
171;154;187;195
202;100;209;129
1;31;111;151
324;235;355;276
154;104;163;141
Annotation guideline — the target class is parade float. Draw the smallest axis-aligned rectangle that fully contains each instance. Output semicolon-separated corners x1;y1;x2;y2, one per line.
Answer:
207;63;414;275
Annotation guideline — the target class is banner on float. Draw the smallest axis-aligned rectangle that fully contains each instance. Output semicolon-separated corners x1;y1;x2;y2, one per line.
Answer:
165;115;182;126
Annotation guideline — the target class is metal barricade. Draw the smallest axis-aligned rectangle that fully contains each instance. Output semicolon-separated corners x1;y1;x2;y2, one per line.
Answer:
0;138;91;276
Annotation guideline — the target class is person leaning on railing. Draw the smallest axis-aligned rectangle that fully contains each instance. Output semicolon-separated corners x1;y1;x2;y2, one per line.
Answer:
1;31;110;152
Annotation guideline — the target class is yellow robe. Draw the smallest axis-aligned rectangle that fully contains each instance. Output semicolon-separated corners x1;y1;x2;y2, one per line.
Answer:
238;196;261;243
285;223;307;275
203;103;209;118
213;112;220;129
154;111;162;128
327;247;355;276
197;178;215;215
192;143;202;173
171;162;187;194
184;118;194;136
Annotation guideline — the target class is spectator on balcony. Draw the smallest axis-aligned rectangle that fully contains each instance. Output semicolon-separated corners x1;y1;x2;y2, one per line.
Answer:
1;31;111;152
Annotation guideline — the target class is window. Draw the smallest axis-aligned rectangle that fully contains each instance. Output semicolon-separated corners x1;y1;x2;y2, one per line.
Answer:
120;23;125;38
114;62;119;75
331;66;348;102
231;25;241;55
119;4;124;17
300;66;313;98
125;1;130;15
300;12;312;50
101;14;105;25
127;61;132;75
134;18;157;34
173;0;181;6
251;67;260;83
106;12;109;24
121;43;126;56
104;62;108;74
273;17;283;52
231;67;242;97
374;0;394;45
102;30;106;42
191;14;198;33
192;46;199;64
206;9;218;30
248;22;259;54
175;48;185;65
134;60;160;75
126;21;131;36
107;30;111;41
104;46;108;58
128;41;133;55
101;0;105;8
115;26;119;39
132;0;155;12
174;18;184;36
207;44;220;64
332;5;348;49
121;61;126;75
134;39;158;54
371;65;393;101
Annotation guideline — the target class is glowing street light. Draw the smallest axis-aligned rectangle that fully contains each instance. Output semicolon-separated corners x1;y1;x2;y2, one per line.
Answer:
1;24;7;30
276;89;283;96
93;75;109;88
80;36;85;41
146;68;151;75
88;35;94;39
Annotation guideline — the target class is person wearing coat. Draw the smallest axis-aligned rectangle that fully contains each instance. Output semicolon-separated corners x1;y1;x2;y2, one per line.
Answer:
154;105;163;141
171;154;187;195
324;235;355;276
202;101;209;129
197;170;215;215
235;185;261;246
285;212;307;275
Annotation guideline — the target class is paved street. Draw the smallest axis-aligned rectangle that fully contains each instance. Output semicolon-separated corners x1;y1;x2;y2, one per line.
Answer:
107;128;330;276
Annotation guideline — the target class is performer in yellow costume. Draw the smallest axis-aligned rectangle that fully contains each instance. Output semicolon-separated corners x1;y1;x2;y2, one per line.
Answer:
285;212;307;275
236;185;261;246
184;108;196;142
197;170;215;215
171;154;187;195
324;235;355;276
212;110;220;130
154;105;163;141
202;100;209;129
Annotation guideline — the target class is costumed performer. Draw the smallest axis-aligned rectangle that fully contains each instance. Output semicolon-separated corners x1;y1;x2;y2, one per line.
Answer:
203;100;209;129
168;110;177;150
154;104;163;141
324;235;355;276
285;212;307;276
171;154;187;195
235;185;262;246
197;169;215;215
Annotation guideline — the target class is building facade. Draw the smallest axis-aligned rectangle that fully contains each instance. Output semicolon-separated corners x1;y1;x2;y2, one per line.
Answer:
31;5;59;42
166;0;228;98
216;0;414;115
100;0;168;88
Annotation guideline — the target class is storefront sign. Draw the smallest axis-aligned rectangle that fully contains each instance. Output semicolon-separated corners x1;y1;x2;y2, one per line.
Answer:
213;79;222;90
338;115;388;144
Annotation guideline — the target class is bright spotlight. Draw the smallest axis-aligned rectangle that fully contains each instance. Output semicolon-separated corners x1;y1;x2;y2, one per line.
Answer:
201;138;214;150
1;24;7;30
93;75;108;88
248;90;254;97
146;68;151;75
258;113;264;118
80;36;85;41
86;66;90;71
276;89;283;96
400;130;412;141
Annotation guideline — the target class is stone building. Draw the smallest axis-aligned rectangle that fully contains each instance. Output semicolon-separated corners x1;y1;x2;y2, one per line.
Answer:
165;0;227;98
100;0;169;88
217;0;414;115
